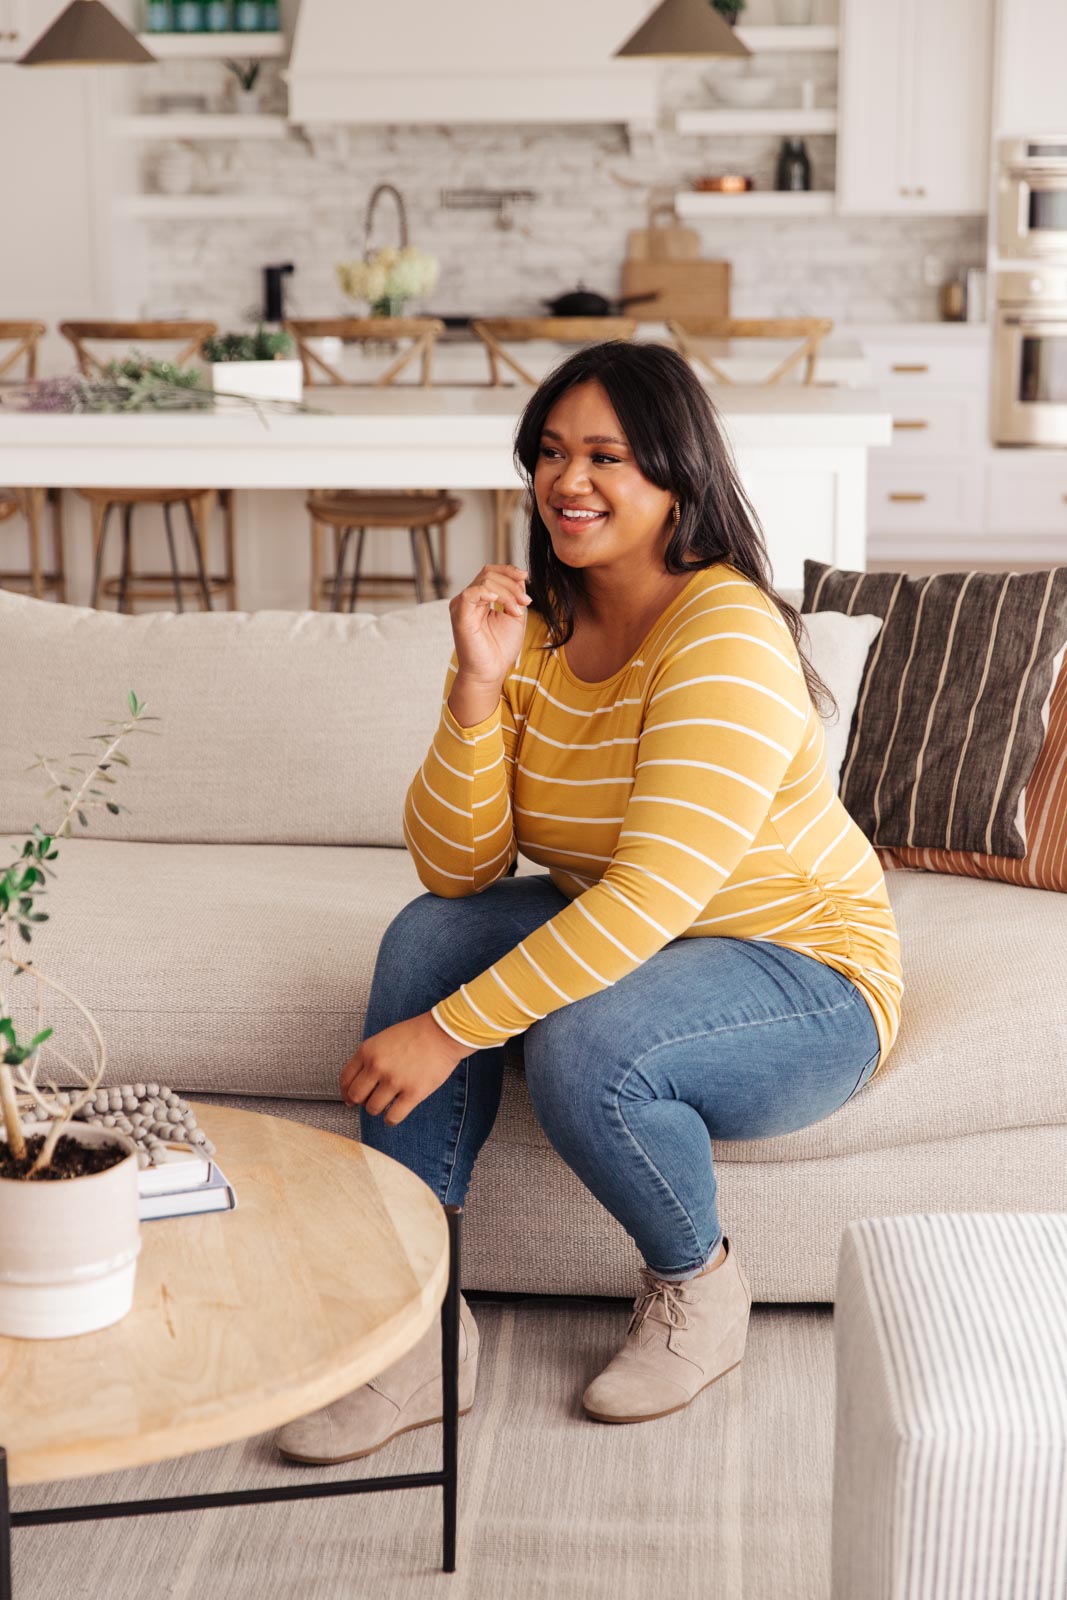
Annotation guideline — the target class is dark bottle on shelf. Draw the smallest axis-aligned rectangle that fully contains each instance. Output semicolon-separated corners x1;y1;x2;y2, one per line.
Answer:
776;138;812;192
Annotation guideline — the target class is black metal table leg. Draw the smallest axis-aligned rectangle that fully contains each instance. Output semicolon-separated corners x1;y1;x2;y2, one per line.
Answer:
1;1447;11;1600
441;1203;462;1573
3;1205;464;1583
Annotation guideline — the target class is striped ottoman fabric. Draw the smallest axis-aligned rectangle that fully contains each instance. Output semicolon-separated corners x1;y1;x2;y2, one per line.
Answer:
832;1213;1067;1599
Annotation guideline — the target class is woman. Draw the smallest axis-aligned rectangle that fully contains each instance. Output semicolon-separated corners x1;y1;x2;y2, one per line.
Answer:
276;340;903;1465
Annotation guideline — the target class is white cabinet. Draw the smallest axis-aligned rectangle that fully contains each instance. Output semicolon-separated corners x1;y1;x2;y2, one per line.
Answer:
995;0;1067;137
837;0;993;215
844;325;992;557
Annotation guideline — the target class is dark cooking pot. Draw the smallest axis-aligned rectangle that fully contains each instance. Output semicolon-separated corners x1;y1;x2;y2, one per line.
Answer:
542;283;660;317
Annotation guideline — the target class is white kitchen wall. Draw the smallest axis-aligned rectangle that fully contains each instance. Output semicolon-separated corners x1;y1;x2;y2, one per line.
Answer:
121;56;984;329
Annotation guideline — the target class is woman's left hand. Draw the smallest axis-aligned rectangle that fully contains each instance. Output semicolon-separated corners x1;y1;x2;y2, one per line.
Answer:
340;1011;470;1126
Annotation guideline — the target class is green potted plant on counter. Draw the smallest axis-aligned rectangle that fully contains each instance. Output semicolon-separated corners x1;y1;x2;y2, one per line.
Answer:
0;693;156;1340
202;325;303;403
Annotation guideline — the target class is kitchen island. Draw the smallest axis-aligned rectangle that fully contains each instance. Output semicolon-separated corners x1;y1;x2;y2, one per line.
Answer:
0;386;891;607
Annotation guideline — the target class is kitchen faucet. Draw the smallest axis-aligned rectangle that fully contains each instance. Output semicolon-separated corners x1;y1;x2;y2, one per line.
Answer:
363;183;409;256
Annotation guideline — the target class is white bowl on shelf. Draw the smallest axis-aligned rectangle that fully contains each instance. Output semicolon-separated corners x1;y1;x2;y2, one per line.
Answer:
706;74;778;109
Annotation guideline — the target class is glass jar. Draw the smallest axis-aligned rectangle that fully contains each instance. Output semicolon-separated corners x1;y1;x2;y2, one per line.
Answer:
260;0;280;28
172;0;206;30
145;0;172;30
204;0;231;29
232;0;262;28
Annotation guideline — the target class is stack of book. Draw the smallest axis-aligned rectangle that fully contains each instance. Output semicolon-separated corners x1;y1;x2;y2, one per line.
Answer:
137;1142;237;1221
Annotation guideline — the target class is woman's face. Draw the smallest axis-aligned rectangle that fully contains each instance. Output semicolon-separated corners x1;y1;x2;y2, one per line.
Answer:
533;379;676;578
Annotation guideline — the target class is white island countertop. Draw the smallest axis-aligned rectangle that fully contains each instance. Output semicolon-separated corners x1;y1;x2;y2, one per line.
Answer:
0;385;891;491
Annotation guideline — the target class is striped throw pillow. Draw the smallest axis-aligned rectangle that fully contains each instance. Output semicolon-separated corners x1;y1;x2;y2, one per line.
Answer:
802;561;1067;858
877;654;1067;888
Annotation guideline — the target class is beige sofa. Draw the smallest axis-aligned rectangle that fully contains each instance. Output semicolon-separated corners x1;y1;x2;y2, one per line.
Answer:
4;587;1065;1302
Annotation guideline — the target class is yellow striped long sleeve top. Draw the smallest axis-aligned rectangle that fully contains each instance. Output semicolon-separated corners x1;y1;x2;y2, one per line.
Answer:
403;563;903;1075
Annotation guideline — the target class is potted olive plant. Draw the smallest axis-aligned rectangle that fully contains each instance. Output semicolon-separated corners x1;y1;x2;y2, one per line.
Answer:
0;693;156;1340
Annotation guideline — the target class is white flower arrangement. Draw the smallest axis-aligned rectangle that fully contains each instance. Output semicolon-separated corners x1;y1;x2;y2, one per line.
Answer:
335;246;440;314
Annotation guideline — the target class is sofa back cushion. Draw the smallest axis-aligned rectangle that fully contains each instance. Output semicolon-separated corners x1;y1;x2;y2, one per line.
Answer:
0;591;455;846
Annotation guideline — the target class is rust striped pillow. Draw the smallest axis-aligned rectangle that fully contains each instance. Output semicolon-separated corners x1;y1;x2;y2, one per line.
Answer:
877;654;1067;889
802;561;1067;858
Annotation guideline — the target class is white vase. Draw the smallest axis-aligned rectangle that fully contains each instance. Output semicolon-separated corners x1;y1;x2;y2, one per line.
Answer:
775;0;814;22
234;89;260;116
153;144;197;196
211;360;304;402
0;1122;141;1340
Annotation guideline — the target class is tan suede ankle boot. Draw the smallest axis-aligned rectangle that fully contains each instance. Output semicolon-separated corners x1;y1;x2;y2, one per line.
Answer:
582;1237;751;1424
276;1293;478;1464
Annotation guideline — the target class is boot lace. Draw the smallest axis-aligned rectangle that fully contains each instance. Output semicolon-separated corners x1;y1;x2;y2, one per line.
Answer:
627;1268;690;1338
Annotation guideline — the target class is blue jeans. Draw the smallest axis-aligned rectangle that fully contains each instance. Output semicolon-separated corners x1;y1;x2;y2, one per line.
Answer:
358;874;881;1282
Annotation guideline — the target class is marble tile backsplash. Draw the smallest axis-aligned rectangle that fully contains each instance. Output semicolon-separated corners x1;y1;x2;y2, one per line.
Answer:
131;57;986;328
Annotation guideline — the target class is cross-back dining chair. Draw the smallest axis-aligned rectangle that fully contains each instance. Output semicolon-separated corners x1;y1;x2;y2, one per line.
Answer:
666;316;835;387
283;316;460;610
58;319;232;612
470;317;639;564
0;320;65;601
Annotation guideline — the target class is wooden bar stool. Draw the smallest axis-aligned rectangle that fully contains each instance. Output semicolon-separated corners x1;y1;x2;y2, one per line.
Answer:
0;322;65;601
665;316;835;387
285;317;460;610
471;317;638;564
58;320;233;612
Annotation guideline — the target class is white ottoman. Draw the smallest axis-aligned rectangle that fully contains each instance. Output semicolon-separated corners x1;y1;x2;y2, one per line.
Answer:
831;1212;1067;1599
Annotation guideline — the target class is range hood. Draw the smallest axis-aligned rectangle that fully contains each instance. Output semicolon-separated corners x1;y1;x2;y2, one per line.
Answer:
287;0;660;125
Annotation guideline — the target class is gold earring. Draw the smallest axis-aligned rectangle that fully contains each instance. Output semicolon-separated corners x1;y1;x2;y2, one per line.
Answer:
672;503;681;527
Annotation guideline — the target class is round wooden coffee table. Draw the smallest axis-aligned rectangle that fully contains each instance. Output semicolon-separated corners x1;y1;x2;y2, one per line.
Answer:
0;1106;464;1588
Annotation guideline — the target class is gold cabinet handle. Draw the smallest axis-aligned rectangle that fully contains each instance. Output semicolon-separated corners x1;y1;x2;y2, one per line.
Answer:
891;363;930;373
888;492;928;503
892;419;930;430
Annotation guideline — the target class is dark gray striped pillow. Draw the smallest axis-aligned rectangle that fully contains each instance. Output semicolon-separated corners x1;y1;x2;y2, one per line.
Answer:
802;561;1067;857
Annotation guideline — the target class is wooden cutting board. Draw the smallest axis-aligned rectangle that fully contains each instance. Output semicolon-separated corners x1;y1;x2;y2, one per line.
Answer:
621;259;731;322
626;222;701;262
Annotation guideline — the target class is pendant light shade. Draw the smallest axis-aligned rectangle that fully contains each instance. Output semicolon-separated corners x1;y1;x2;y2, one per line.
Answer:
615;0;751;58
17;1;155;66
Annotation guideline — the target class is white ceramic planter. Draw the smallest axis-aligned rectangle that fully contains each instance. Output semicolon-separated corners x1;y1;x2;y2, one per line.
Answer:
210;360;303;403
0;1122;141;1340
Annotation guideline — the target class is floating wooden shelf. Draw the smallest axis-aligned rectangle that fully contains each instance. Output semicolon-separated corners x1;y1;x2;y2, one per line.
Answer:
137;32;285;58
675;108;838;136
115;195;299;219
112;115;288;139
675;190;836;217
733;25;839;51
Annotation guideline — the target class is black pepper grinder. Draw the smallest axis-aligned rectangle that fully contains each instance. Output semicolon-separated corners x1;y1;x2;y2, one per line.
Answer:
776;138;812;192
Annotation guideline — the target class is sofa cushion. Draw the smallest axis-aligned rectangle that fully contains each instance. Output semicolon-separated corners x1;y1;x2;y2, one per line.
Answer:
802;561;1067;857
32;842;1067;1162
0;589;454;847
879;655;1067;891
797;611;883;791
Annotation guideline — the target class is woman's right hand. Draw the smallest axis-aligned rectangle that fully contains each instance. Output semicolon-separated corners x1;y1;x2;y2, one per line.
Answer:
449;564;532;687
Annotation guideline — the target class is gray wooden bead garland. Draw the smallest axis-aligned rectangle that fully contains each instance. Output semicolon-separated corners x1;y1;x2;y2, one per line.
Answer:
71;1084;217;1169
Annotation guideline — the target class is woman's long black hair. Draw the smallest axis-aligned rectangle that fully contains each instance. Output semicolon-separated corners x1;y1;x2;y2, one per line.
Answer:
513;339;837;721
